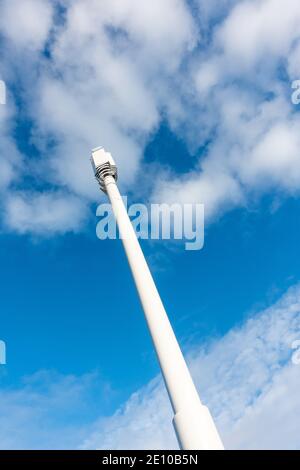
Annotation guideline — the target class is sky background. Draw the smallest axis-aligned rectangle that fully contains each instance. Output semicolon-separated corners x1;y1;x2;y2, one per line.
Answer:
0;0;300;449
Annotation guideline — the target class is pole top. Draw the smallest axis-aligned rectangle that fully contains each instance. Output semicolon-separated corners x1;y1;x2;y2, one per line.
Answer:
91;147;117;193
91;147;116;172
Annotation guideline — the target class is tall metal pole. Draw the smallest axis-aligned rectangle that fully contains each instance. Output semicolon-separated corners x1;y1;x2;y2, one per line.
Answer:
91;147;224;450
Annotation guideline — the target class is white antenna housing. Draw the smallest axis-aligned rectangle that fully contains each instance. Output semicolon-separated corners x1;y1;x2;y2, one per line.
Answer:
91;147;117;193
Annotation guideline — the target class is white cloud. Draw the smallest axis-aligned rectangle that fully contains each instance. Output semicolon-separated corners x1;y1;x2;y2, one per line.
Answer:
32;0;196;201
0;0;53;51
155;0;300;220
241;121;300;190
0;0;197;234
1;0;300;232
4;191;88;235
0;370;111;450
288;40;300;79
0;96;23;193
1;284;298;449
217;0;300;69
81;283;300;450
225;365;300;449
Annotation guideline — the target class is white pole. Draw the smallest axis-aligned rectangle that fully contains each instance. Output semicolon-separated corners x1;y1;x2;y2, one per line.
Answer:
91;148;224;451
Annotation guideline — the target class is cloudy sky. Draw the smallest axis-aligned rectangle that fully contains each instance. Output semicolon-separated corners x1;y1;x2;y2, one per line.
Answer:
0;0;300;449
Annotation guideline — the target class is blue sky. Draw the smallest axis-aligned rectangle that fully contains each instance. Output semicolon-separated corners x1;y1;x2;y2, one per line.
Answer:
0;0;300;450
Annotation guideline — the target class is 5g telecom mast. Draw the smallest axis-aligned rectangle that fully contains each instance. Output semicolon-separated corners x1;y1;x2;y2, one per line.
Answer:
91;147;224;450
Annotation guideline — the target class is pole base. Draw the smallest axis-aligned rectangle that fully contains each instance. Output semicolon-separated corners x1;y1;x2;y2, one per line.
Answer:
173;404;224;450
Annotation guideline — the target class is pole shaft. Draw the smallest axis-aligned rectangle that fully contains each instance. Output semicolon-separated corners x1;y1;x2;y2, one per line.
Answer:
104;175;224;450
